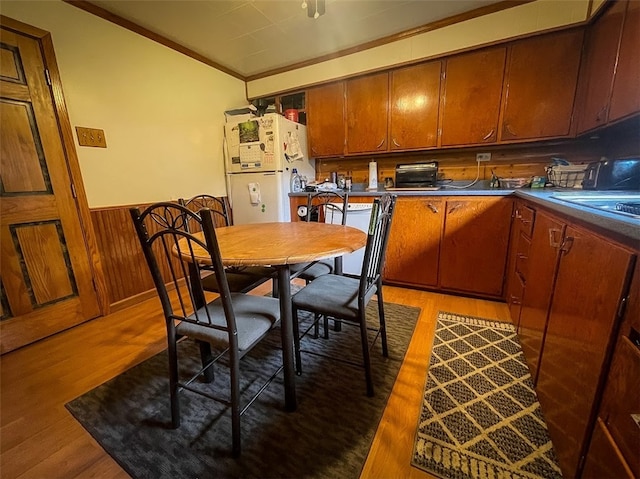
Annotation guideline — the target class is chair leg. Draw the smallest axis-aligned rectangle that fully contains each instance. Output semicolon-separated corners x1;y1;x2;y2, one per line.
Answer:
167;337;181;428
377;282;388;357
323;315;330;339
333;319;342;332
292;306;303;375
198;340;215;382
271;278;279;298
229;348;241;457
313;312;320;339
359;314;374;397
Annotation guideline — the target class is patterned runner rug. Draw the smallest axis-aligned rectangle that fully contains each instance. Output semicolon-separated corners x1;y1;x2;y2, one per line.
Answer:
411;312;562;479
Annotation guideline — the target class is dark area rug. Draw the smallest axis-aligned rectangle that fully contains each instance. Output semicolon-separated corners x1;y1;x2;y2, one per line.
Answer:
411;311;562;479
66;301;420;479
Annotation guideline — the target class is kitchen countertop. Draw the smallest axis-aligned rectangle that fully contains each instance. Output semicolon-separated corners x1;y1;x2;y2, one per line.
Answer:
290;182;640;245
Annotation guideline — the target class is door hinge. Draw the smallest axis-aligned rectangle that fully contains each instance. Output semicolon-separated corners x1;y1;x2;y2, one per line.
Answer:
70;183;77;198
44;68;52;86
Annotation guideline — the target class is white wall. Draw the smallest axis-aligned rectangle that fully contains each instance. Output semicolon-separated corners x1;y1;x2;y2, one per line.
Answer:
247;0;590;98
1;1;247;207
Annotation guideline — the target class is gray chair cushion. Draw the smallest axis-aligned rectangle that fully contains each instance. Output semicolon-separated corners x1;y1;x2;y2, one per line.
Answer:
177;294;280;351
201;270;271;294
290;259;333;280
292;274;377;321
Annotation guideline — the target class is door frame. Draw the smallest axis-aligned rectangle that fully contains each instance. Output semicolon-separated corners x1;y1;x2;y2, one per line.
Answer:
1;15;109;317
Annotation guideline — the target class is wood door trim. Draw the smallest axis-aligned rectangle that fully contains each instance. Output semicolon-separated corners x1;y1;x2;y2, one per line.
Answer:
1;15;109;316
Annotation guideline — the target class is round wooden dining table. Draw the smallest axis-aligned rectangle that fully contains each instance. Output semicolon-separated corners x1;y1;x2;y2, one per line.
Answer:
181;221;367;411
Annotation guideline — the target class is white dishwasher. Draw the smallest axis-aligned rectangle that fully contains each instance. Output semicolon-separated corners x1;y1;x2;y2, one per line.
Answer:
324;202;373;276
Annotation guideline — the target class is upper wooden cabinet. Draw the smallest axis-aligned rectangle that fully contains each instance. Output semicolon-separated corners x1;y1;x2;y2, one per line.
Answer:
440;47;506;147
306;82;345;158
389;61;441;150
345;72;389;154
500;29;583;142
576;0;627;133
609;0;640;123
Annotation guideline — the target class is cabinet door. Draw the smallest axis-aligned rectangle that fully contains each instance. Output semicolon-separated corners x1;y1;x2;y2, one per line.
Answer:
346;72;389;154
518;211;564;383
389;61;441;150
576;0;627;134
500;29;583;141
609;0;640;123
440;47;506;146
536;225;634;478
383;197;443;287
582;418;634;479
306;82;345;158
439;197;513;296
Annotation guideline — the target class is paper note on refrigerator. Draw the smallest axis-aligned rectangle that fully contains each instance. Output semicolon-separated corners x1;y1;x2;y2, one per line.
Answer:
248;182;261;205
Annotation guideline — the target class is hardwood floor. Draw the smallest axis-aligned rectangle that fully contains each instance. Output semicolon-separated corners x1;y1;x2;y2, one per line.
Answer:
0;282;510;478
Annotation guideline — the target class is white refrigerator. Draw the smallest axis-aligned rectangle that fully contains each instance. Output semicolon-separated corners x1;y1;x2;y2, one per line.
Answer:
224;113;314;224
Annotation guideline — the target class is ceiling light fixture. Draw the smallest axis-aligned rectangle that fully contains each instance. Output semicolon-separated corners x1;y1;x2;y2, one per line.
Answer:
302;0;325;18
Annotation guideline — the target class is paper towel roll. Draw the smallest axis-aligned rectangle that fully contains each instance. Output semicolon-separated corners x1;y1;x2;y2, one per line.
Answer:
368;161;378;190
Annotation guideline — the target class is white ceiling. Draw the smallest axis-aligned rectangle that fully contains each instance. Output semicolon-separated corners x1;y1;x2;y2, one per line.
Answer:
88;0;505;78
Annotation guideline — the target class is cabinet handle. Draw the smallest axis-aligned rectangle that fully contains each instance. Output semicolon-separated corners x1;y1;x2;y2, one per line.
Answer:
482;129;495;141
426;203;439;214
513;209;522;219
376;138;385;149
560;236;574;254
392;138;401;147
548;228;562;248
510;295;522;305
448;204;461;214
504;124;517;137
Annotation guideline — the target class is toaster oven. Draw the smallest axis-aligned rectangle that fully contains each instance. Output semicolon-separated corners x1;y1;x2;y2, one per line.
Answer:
393;162;438;189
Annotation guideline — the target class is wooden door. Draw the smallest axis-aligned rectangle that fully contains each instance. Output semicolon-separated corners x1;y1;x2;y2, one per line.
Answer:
0;22;102;353
389;61;441;150
576;0;627;134
609;0;640;123
440;47;506;146
536;225;633;478
439;197;512;296
500;29;583;141
383;197;443;287
306;81;345;158
346;72;388;154
517;210;564;383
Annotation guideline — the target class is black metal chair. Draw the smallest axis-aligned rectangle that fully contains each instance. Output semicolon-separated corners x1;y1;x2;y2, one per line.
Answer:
178;194;276;295
291;194;397;396
130;202;282;456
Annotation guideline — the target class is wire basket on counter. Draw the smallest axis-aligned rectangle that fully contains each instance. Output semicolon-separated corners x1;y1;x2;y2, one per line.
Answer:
545;164;588;188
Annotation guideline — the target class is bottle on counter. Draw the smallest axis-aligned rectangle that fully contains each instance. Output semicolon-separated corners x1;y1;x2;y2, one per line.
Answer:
290;168;302;193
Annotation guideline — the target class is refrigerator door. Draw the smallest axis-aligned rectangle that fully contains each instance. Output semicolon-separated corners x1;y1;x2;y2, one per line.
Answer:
228;171;291;224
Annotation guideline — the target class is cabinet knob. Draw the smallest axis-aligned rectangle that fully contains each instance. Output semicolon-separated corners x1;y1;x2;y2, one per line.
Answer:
426;203;439;214
548;228;562;248
560;236;574;254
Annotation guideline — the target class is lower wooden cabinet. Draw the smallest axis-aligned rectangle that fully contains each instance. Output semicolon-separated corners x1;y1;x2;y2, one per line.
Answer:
439;197;513;296
582;418;634;479
384;197;443;287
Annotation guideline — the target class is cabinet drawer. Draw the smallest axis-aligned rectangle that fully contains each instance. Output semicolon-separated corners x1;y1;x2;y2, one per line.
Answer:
599;335;640;477
582;418;634;479
515;233;531;279
518;204;535;237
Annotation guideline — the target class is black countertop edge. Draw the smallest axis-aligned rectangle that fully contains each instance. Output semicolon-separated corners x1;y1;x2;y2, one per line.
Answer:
289;185;640;245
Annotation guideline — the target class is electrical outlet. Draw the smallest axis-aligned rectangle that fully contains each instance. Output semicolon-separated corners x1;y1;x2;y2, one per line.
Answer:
476;152;491;162
76;126;107;148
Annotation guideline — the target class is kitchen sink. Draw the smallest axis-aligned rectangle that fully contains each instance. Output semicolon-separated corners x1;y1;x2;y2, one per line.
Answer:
551;193;640;219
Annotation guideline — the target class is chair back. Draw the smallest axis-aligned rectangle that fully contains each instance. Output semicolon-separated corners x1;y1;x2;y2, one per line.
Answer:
358;194;397;299
304;191;349;225
178;194;232;228
130;203;238;342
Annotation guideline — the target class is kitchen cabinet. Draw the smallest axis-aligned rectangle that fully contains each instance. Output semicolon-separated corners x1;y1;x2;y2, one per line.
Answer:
505;201;535;328
439;47;506;147
608;0;640;124
384;197;443;287
345;72;389;154
389;61;441;150
533;223;634;478
582;261;640;479
439;196;513;297
500;29;583;142
576;0;627;134
306;81;345;158
516;210;564;383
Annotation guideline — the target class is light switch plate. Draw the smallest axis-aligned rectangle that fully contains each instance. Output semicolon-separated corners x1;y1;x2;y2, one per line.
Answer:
76;127;107;148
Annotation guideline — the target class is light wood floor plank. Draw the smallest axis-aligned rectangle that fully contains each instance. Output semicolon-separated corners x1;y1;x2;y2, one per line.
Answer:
0;282;510;479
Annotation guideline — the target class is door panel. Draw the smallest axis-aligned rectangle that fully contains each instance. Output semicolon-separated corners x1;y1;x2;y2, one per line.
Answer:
0;25;101;353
